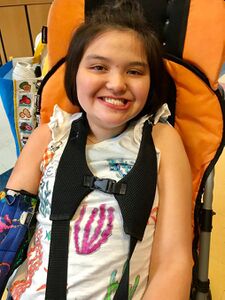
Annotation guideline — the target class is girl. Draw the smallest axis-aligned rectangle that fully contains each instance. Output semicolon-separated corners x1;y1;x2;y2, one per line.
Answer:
6;0;192;299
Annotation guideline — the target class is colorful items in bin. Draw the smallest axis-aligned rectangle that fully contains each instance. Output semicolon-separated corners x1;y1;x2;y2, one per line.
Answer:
0;60;42;155
0;189;38;297
12;62;36;81
19;82;31;92
0;32;47;156
15;79;42;149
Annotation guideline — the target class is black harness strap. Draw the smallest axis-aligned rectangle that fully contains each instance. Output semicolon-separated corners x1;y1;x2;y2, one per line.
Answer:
114;118;157;299
45;220;69;300
45;115;157;299
45;116;91;300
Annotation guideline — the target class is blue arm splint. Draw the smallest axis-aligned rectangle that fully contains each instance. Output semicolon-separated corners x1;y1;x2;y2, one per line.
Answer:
0;189;38;297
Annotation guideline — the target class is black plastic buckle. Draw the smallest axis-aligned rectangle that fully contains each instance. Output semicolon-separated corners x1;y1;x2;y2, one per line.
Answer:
96;178;116;193
83;176;126;195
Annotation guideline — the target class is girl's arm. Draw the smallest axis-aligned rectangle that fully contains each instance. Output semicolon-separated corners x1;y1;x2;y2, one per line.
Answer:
143;123;193;299
6;124;52;195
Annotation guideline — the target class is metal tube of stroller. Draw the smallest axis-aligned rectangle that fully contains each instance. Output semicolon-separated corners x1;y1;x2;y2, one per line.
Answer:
196;169;214;300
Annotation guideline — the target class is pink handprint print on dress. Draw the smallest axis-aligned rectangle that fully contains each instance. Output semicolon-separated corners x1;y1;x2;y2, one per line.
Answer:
74;204;115;254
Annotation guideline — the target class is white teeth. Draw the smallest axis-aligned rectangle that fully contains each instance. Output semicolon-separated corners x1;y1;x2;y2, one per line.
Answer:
103;97;125;106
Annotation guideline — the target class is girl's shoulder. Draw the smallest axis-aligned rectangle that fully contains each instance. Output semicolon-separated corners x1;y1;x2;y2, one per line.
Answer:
152;121;191;180
150;103;184;154
6;124;52;194
48;104;82;143
152;122;183;152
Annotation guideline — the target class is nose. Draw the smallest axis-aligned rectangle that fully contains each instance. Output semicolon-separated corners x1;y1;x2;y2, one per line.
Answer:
105;72;127;94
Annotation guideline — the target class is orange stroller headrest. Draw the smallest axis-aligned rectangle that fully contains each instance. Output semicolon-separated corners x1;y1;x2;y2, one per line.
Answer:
40;0;225;123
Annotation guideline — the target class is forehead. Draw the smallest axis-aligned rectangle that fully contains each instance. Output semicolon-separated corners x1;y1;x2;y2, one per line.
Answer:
82;29;148;62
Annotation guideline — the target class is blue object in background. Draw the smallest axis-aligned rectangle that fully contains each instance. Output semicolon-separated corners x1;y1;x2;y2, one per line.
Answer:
0;61;20;156
0;169;13;190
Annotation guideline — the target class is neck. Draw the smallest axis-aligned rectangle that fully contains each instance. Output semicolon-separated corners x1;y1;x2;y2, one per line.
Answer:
87;124;127;144
87;131;120;144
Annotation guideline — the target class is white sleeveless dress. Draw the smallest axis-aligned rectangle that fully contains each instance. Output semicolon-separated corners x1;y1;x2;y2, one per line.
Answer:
9;104;170;300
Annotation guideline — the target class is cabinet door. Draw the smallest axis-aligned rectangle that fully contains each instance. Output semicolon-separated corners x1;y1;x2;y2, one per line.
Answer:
0;6;33;60
0;36;6;65
27;3;51;46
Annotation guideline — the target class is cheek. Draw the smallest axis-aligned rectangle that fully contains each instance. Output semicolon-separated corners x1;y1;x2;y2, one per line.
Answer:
76;75;87;110
76;71;85;95
137;79;151;104
76;72;90;103
76;72;100;111
76;71;98;98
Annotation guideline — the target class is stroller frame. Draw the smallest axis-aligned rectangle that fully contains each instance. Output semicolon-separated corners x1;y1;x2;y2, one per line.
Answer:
0;0;224;298
38;1;225;299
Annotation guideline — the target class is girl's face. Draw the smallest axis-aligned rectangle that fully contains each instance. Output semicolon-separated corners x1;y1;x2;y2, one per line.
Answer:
76;29;150;141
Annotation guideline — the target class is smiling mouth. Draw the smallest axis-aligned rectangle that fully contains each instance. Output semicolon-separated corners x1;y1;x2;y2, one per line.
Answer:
101;97;128;106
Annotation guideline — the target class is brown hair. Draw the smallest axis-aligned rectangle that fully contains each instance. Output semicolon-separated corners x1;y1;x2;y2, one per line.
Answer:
65;0;170;118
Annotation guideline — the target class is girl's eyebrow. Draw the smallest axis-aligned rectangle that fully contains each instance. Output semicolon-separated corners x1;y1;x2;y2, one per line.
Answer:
128;61;148;68
85;54;148;68
85;54;110;61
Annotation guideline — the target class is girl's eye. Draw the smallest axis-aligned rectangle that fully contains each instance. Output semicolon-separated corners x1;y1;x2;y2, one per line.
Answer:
127;69;143;75
90;65;106;71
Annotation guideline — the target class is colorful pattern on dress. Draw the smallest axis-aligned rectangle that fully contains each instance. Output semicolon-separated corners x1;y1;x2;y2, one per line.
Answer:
74;204;115;254
104;262;140;300
45;230;51;241
10;228;43;300
107;159;133;178
41;148;55;172
148;206;158;224
41;141;62;173
39;180;51;218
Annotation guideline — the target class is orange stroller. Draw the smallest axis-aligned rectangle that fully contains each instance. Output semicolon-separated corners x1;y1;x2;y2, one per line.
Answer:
0;0;224;299
38;1;225;299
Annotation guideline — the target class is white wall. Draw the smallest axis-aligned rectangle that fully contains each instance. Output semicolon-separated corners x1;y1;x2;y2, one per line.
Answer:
0;97;17;174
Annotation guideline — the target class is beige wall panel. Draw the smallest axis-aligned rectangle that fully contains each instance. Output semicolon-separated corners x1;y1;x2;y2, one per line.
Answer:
0;38;6;65
209;149;225;298
0;1;51;6
0;6;32;59
27;3;51;44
